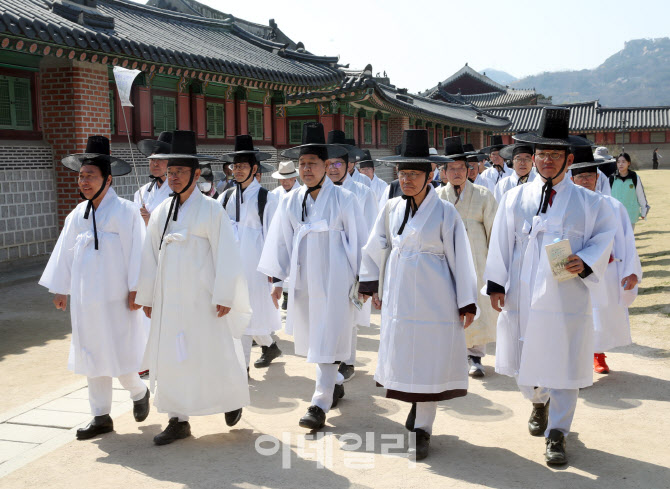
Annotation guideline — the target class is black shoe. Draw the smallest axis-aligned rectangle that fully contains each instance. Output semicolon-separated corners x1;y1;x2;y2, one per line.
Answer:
468;356;485;378
408;428;430;460
281;292;288;311
405;402;417;431
225;408;242;427
153;417;191;446
331;383;345;409
133;388;150;422
254;342;282;368
528;399;549;436
338;363;355;382
299;405;326;430
545;429;568;465
76;415;114;440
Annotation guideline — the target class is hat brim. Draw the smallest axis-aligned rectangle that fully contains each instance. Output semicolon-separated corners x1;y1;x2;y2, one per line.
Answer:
480;145;506;154
272;170;299;179
378;155;454;165
499;144;534;161
221;150;272;163
149;153;218;161
61;154;132;176
258;162;274;174
280;144;348;160
357;159;383;168
513;133;590;147
569;157;610;170
137;139;171;158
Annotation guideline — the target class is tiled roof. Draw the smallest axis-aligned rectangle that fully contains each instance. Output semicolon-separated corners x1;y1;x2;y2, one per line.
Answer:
422;64;508;98
286;67;512;130
0;0;343;88
459;89;537;108
487;101;670;133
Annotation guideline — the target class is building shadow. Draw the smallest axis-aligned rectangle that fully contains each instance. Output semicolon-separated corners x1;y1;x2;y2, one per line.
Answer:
0;281;71;360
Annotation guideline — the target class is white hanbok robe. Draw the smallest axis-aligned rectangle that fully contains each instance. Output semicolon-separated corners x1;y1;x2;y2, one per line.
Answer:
480;164;513;191
484;177;616;392
359;186;478;398
136;190;251;416
473;173;494;193
39;188;146;378
436;181;498;347
352;168;372;187
341;173;378;327
134;179;172;213
592;195;641;352
258;177;367;363
219;180;281;336
493;171;536;202
368;173;389;203
271;179;300;199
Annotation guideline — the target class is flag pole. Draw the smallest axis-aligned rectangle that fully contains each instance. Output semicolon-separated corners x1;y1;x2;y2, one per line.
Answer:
119;104;145;206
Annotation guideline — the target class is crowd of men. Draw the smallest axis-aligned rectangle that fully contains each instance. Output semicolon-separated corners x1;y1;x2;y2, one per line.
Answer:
39;106;644;466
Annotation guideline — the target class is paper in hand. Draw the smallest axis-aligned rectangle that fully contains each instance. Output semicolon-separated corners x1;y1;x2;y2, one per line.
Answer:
545;239;576;282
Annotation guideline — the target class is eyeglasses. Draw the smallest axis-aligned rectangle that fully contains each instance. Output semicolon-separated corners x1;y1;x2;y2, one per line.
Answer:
398;171;424;181
513;156;533;164
231;163;251;171
535;152;565;161
573;172;597;180
329;161;345;168
167;169;192;178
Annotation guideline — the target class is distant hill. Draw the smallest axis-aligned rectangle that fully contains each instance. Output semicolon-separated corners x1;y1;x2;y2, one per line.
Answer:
511;38;670;107
480;68;517;86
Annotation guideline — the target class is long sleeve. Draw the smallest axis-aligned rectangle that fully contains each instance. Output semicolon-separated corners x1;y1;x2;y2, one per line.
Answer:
210;203;251;339
575;196;616;286
135;207;162;307
39;210;78;295
339;194;368;279
483;191;516;290
618;202;642;281
361;187;379;236
482;189;498;247
359;201;390;282
126;205;146;291
443;206;478;310
262;192;280;239
257;195;294;281
635;176;649;217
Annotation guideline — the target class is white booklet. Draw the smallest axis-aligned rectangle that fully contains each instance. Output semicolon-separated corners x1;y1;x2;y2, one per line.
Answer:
545;239;576;282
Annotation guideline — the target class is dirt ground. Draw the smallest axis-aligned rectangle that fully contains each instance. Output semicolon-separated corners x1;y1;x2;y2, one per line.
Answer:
0;169;668;488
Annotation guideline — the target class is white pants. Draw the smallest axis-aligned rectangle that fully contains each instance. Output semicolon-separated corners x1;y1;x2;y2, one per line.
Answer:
241;334;273;367
168;413;190;422
345;326;358;365
414;401;438;434
519;385;579;437
311;363;345;413
87;373;147;417
467;344;486;358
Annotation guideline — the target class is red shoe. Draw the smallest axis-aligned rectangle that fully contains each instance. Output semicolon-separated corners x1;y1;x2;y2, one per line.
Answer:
594;353;609;374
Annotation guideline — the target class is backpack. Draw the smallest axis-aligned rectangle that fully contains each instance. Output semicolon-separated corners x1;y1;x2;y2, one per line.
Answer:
222;186;268;223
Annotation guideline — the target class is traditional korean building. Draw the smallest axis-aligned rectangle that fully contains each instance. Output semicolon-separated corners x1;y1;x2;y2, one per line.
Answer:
424;65;670;167
0;0;511;266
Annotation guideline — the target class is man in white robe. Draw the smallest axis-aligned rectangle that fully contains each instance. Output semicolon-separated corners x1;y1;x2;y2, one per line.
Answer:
480;135;513;190
135;130;252;445
40;136;149;440
358;129;478;461
325;131;379;382
568;147;642;374
343;137;373;188
484;107;617;466
436;137;498;378
358;150;389;203
219;135;282;370
494;143;537;202
258;123;367;430
271;160;301;199
134;132;173;225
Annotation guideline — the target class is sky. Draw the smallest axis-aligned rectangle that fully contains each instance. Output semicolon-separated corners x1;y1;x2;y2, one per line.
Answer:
148;0;670;93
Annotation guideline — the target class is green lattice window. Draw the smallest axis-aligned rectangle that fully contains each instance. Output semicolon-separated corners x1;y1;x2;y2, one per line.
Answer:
428;129;434;147
344;119;354;139
0;75;33;130
289;119;315;144
248;106;263;139
364;122;372;144
153;95;176;136
206;102;225;138
380;124;388;145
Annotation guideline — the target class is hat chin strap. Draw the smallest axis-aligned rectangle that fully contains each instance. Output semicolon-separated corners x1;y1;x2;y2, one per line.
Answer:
302;173;326;222
333;170;347;186
233;167;256;222
535;158;568;215
159;167;196;249
80;173;109;251
397;173;430;235
148;175;164;192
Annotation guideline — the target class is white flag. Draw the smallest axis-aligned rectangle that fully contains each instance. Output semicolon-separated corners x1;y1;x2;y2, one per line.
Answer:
113;66;141;107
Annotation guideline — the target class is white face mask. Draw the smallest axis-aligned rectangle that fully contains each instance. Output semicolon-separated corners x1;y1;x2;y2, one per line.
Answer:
198;181;212;193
